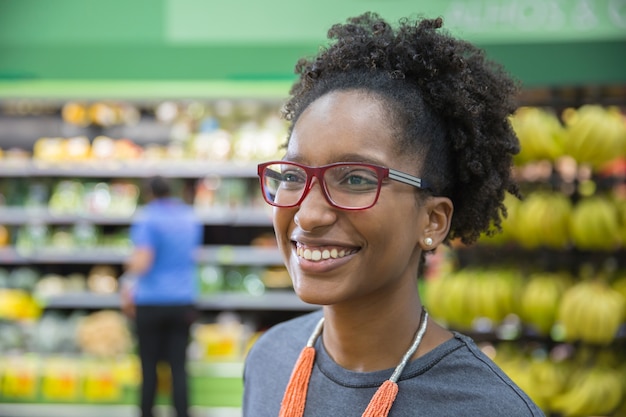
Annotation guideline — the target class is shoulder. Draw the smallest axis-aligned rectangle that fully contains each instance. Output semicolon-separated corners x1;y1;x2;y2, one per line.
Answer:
420;332;545;416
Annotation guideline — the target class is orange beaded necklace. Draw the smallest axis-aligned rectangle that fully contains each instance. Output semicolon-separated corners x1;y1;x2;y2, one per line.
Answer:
279;309;429;417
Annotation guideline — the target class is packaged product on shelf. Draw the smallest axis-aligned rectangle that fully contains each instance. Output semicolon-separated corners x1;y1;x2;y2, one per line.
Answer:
40;356;81;401
0;355;39;400
193;312;250;362
82;358;123;403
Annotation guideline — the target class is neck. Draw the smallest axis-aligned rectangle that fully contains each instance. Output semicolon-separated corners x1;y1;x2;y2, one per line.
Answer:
321;290;428;372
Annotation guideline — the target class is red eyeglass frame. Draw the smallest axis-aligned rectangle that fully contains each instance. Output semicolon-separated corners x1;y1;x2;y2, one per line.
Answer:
257;161;427;211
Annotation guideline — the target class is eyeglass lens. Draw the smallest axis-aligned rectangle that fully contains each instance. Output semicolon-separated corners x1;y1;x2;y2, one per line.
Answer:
261;163;382;209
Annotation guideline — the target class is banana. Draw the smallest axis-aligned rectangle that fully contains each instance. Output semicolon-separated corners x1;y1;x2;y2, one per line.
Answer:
558;279;625;345
551;365;624;417
422;275;448;324
569;195;622;251
510;106;566;164
563;105;626;169
520;272;571;335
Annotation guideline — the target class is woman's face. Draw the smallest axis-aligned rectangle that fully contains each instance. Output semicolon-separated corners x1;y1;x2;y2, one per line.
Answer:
273;90;434;307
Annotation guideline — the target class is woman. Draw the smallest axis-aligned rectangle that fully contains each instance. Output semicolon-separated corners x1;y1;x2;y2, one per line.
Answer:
243;13;544;417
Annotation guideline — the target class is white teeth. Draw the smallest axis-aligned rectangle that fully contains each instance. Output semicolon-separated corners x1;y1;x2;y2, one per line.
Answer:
297;246;354;261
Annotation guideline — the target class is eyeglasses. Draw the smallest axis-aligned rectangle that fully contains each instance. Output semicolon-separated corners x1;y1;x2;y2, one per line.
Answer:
257;161;428;211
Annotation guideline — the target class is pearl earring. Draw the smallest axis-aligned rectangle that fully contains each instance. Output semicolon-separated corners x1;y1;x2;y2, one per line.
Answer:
424;237;433;246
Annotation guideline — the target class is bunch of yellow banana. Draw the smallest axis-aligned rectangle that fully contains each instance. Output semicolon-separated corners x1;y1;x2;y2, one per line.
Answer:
513;191;573;249
550;365;624;417
562;105;626;170
493;347;571;414
424;268;522;330
496;354;546;410
519;272;572;336
556;279;625;345
463;269;521;326
430;269;476;330
569;194;622;251
509;106;566;165
527;356;571;414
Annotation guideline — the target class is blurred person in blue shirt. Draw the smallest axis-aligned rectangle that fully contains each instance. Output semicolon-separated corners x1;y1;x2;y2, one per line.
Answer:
121;175;203;417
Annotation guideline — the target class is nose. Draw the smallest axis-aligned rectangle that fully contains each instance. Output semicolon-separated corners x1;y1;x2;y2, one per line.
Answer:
293;180;337;231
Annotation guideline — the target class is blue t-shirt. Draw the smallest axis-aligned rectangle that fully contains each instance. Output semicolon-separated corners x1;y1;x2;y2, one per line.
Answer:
130;197;203;305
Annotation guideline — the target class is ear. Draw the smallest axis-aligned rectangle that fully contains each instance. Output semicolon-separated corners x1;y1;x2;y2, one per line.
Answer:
420;196;453;250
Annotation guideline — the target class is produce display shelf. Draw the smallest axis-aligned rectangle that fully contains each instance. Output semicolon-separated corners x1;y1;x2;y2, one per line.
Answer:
38;291;315;312
0;206;272;227
0;160;259;179
0;245;282;266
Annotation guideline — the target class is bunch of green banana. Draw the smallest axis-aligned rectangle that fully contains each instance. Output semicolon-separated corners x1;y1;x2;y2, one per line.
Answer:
569;194;622;251
519;272;572;336
550;365;624;417
562;105;626;170
513;191;573;249
556;279;625;345
509;106;566;165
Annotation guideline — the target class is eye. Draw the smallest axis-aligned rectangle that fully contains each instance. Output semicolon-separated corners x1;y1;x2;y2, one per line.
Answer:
282;169;306;183
333;166;379;190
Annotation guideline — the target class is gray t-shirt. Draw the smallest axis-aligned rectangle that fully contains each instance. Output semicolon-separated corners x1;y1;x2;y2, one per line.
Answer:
243;310;545;417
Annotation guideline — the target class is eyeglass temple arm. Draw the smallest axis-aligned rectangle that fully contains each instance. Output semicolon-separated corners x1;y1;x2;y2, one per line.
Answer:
388;169;427;190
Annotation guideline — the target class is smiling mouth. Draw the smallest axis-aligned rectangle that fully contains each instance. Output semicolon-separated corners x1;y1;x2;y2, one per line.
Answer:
294;243;359;261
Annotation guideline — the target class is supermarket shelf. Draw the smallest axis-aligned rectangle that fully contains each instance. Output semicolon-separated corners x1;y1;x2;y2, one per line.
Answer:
0;245;282;266
40;290;316;312
0;247;132;264
0;404;241;417
0;206;272;227
0;160;259;178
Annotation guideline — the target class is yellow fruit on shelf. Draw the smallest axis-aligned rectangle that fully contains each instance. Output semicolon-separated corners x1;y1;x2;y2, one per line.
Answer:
556;279;625;346
510;106;566;165
513;191;573;249
550;365;624;417
569;194;622;251
562;105;626;170
520;272;572;336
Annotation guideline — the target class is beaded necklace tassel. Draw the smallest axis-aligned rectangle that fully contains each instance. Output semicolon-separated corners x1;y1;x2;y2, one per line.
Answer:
279;318;324;417
361;379;399;417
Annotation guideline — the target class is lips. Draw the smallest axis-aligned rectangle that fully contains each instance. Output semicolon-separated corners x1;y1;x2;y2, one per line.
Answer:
295;242;358;261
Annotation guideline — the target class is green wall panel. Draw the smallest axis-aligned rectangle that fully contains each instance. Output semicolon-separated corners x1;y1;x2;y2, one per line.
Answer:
0;0;625;96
